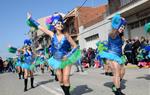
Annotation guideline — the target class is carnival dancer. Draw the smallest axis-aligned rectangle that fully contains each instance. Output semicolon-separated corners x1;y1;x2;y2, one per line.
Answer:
22;46;35;92
15;49;24;79
144;23;150;67
98;14;127;95
36;49;45;73
96;41;113;76
27;12;81;95
45;46;55;76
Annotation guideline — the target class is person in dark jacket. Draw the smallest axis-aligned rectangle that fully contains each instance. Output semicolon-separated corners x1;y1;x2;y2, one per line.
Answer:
0;57;4;73
132;37;141;65
124;39;133;64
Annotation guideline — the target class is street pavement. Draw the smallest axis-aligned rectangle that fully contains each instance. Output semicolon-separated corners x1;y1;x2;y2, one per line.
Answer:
0;66;149;95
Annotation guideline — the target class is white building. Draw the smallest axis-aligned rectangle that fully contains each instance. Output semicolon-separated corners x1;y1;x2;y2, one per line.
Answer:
79;19;111;49
107;0;150;39
79;0;150;50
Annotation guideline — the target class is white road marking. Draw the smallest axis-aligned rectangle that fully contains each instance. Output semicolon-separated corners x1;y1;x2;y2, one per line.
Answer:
34;81;63;95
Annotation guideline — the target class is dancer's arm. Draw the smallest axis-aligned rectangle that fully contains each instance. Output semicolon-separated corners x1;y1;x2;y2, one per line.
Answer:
109;29;117;39
63;33;78;60
121;35;127;41
27;49;32;56
38;26;54;38
27;12;54;38
65;33;77;49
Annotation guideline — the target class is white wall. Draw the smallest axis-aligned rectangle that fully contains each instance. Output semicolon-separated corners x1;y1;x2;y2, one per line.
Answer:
79;19;111;49
126;13;150;39
79;0;150;50
130;26;150;39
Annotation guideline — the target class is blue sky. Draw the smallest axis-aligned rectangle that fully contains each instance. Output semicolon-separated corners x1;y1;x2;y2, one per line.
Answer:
0;0;107;59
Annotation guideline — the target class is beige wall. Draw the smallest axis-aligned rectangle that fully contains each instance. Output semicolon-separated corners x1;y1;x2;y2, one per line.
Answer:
79;19;111;49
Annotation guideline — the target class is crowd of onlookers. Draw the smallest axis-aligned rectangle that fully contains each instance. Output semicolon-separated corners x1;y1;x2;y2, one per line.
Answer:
0;57;3;73
0;57;15;73
124;36;150;67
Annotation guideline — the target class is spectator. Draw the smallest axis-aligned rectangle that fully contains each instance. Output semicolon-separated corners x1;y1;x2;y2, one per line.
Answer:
140;36;146;49
75;58;84;72
124;39;133;64
132;37;141;65
3;60;8;72
90;49;96;66
0;57;3;73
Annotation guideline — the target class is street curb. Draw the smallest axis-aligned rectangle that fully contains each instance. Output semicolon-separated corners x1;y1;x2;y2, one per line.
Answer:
125;65;150;69
125;65;139;69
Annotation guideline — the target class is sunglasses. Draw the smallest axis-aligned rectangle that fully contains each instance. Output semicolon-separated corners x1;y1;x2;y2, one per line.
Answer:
56;21;63;25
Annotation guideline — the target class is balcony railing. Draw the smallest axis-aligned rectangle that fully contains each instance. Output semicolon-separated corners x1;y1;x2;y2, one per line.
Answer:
108;0;138;15
120;0;138;7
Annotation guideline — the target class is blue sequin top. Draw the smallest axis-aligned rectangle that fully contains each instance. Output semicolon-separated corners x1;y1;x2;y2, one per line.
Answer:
24;51;33;64
50;34;71;60
17;55;21;62
17;53;24;62
108;34;124;57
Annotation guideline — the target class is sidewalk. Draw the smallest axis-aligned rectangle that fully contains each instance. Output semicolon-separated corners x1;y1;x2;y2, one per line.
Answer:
125;63;139;69
125;63;150;69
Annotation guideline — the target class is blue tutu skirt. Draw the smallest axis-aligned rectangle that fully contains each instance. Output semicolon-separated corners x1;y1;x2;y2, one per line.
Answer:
48;57;61;69
148;54;150;58
40;60;45;65
15;62;22;67
22;63;31;70
99;51;125;64
48;49;81;69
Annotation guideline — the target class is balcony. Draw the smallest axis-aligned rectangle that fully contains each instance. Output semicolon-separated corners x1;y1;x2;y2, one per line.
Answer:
120;0;138;7
107;0;150;19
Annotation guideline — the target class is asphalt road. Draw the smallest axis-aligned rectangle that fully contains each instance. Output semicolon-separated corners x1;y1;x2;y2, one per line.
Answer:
0;66;149;95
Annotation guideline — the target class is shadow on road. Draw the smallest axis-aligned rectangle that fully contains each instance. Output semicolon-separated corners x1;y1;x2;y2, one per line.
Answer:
71;85;93;95
104;79;127;90
136;74;150;80
35;79;54;87
100;72;105;75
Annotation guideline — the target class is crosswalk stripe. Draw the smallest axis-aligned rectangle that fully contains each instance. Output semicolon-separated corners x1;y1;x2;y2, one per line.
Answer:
34;81;63;95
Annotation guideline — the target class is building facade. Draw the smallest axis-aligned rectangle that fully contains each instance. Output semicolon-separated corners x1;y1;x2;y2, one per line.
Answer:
28;5;108;50
28;16;51;50
107;0;150;39
28;1;150;50
65;5;108;49
79;0;150;49
79;19;111;49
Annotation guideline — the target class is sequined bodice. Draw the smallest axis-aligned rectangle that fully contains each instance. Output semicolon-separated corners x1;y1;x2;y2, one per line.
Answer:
108;35;124;56
50;34;71;59
24;51;33;63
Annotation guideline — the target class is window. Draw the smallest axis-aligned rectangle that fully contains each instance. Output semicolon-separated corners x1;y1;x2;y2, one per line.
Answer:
85;34;99;42
129;16;150;30
68;18;75;34
129;21;140;29
130;24;134;29
140;19;146;26
134;21;139;28
69;23;75;33
146;17;150;23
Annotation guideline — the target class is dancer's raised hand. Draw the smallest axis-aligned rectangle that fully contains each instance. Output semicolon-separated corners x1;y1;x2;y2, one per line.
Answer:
27;12;32;19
